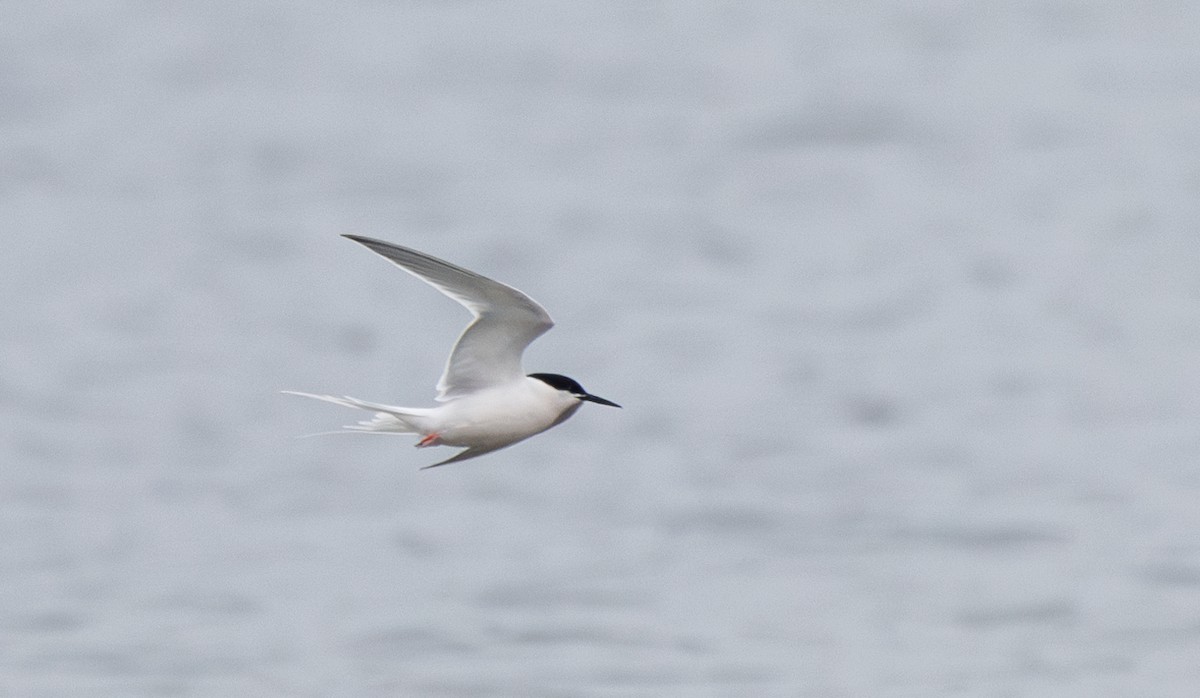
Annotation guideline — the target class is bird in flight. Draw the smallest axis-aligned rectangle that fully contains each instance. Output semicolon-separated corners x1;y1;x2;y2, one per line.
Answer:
286;235;620;468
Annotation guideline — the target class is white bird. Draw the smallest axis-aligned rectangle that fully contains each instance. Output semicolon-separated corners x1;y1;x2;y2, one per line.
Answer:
286;235;620;468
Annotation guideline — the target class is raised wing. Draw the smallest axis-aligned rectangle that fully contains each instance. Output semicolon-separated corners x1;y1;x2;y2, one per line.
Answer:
343;235;554;401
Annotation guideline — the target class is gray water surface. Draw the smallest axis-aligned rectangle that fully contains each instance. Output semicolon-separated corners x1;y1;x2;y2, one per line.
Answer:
4;2;1200;696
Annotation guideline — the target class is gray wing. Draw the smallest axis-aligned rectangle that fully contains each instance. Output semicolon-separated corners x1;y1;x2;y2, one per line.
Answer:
419;445;507;469
343;235;554;401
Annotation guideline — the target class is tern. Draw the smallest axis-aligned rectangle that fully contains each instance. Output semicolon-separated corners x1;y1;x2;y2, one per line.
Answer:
286;235;620;468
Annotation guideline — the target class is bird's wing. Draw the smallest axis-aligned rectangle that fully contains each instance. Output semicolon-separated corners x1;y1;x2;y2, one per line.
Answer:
419;445;507;469
343;235;554;401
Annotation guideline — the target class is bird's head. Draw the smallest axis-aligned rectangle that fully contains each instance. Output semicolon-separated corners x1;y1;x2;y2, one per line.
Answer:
528;373;621;408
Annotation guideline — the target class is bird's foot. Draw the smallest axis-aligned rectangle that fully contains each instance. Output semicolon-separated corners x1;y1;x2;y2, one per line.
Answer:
416;432;443;448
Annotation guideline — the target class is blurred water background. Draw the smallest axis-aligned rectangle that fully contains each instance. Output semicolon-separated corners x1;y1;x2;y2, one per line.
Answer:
4;2;1200;696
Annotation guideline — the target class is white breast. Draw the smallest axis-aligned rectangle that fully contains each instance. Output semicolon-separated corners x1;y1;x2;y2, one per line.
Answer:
431;377;581;448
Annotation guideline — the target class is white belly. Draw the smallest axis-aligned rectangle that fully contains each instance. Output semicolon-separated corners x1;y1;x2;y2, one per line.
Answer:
430;383;581;448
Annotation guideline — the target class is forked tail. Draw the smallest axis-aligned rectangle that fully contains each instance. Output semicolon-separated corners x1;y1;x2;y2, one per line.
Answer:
282;391;433;434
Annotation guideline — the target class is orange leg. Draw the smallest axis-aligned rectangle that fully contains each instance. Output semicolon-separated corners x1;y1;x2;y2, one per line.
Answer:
416;432;442;448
